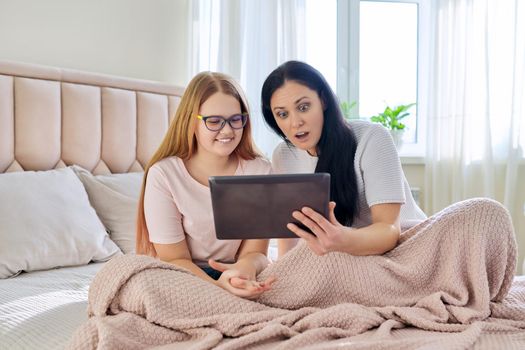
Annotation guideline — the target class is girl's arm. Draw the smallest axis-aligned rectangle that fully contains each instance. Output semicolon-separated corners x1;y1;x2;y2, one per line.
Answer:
208;239;275;295
156;239;275;298
287;201;401;256
154;240;217;283
234;239;271;276
277;239;299;258
209;239;270;280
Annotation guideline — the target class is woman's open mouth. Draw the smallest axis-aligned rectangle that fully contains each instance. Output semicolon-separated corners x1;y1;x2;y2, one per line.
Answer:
294;131;309;142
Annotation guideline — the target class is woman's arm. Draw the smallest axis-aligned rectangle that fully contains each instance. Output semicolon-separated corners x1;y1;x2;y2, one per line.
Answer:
340;203;400;255
288;201;401;256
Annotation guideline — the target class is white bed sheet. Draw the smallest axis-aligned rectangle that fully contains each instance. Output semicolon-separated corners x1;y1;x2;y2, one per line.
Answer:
0;262;104;350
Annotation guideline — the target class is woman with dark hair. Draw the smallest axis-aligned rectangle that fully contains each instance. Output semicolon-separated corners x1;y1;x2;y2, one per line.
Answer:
261;60;427;258
254;60;519;335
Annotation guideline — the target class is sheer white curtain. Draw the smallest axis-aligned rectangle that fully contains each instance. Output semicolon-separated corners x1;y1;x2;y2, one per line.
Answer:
424;0;524;235
188;0;307;157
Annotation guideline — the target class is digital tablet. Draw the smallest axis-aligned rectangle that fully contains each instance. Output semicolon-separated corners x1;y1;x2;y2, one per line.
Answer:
209;173;330;239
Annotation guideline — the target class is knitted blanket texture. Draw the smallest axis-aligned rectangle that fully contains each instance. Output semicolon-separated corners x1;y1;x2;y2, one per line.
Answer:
68;198;525;349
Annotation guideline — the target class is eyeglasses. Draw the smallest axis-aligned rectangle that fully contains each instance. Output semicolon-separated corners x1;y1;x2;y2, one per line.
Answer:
196;113;248;131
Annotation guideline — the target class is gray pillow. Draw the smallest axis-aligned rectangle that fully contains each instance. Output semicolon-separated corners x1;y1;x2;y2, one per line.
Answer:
72;165;143;254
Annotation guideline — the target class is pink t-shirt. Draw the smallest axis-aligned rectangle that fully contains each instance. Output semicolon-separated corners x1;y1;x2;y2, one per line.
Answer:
144;156;271;267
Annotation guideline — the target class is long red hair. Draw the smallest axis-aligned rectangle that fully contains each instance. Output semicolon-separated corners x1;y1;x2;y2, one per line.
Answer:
136;72;261;256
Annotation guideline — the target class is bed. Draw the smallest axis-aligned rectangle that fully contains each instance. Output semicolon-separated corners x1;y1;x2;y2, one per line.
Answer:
2;61;525;350
0;60;183;350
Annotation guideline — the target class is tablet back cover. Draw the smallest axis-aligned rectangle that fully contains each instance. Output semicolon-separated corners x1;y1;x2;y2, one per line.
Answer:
209;173;330;239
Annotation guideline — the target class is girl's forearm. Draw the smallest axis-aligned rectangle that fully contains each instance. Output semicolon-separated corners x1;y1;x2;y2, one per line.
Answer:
169;258;217;284
236;252;270;276
278;238;299;258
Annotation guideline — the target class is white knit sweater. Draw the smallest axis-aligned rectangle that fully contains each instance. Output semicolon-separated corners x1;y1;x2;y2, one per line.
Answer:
271;119;427;230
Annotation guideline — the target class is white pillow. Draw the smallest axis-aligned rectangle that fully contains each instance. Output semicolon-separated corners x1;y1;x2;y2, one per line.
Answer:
72;166;143;254
0;168;121;279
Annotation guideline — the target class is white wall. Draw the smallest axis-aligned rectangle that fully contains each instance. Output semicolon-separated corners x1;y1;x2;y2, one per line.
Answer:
0;0;190;86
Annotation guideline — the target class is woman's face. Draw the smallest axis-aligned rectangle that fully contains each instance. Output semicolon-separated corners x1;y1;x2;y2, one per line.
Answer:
195;92;244;158
270;81;324;156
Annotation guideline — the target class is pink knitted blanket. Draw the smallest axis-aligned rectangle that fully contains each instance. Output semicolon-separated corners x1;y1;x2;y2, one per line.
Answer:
68;198;525;349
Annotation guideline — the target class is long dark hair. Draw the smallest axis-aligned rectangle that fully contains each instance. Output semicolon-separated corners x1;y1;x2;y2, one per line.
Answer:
261;61;359;226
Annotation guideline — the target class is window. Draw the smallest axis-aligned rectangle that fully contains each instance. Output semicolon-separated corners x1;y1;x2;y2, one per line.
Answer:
305;0;337;92
359;2;418;144
345;0;430;157
305;0;430;157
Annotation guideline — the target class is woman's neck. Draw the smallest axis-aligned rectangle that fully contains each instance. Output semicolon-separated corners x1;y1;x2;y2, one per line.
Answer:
307;148;318;157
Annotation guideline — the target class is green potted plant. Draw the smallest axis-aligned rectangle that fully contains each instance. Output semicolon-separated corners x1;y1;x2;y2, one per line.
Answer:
370;103;416;149
340;101;357;120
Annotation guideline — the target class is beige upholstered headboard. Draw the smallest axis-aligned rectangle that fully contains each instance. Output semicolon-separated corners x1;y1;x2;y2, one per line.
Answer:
0;60;184;174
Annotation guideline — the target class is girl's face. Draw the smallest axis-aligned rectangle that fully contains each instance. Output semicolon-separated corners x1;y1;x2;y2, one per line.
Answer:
270;81;324;156
195;92;245;159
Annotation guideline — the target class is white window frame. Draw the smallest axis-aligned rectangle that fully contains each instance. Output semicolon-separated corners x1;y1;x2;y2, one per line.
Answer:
337;0;431;158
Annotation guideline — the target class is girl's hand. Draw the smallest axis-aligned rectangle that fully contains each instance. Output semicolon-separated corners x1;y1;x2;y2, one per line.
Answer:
208;260;276;299
288;201;347;256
